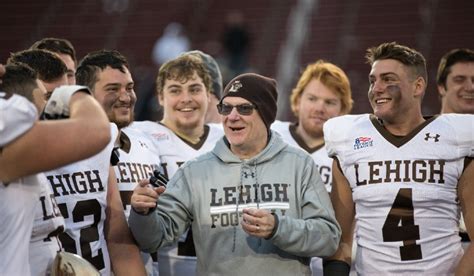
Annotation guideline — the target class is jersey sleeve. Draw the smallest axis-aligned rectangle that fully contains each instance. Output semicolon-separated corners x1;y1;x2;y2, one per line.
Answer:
0;93;38;147
444;114;474;157
323;115;354;159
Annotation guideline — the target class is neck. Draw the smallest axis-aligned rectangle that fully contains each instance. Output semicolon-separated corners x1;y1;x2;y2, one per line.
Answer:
381;114;425;136
161;119;204;144
231;136;268;160
295;123;324;148
440;102;453;114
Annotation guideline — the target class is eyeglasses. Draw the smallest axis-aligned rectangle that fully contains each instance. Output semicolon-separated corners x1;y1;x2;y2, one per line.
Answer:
217;103;257;116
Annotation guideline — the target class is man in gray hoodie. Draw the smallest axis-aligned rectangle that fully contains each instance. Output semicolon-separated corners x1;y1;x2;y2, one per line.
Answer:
129;73;341;275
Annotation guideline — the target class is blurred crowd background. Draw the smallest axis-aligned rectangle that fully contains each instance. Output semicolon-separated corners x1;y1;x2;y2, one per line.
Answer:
1;0;473;121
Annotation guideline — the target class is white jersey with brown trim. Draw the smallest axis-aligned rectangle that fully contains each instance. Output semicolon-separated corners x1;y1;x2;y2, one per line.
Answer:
115;126;162;276
0;92;37;146
0;93;40;275
43;123;118;275
130;121;223;276
271;120;332;192
131;121;223;180
29;173;65;276
324;113;474;275
115;127;161;219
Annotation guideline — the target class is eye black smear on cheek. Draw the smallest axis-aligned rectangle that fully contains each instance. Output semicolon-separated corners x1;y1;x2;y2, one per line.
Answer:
386;84;401;95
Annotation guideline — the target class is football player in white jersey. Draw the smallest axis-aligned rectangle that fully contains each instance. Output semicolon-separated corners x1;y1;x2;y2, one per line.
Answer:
272;60;353;193
436;48;474;253
437;48;474;114
323;42;474;275
41;51;145;276
6;53;95;276
77;49;159;275
0;63;110;275
5;55;68;275
131;52;224;276
272;60;353;276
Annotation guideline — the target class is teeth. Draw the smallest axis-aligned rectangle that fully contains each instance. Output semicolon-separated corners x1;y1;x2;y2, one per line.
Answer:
461;94;474;99
375;99;389;104
180;108;193;112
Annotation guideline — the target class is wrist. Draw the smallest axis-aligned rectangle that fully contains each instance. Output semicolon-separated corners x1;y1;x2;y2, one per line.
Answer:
323;260;350;276
265;213;279;239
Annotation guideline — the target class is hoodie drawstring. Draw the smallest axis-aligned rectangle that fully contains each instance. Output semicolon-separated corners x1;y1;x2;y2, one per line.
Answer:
231;161;262;252
232;163;245;252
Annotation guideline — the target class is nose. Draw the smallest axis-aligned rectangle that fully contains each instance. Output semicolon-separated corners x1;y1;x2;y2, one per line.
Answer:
226;107;241;120
371;79;385;93
464;78;474;91
118;88;132;102
179;90;192;102
368;80;384;99
313;99;326;113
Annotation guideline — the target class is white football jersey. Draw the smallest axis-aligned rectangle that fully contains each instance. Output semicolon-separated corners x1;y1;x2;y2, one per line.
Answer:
44;123;118;275
0;93;40;275
115;127;162;276
324;114;474;275
271;120;332;192
29;173;65;276
131;121;223;276
0;92;37;146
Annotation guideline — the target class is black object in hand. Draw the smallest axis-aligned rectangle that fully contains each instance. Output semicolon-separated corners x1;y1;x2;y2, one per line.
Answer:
149;170;168;188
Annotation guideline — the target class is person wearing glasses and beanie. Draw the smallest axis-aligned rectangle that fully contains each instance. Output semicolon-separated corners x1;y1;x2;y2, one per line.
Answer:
130;52;223;276
128;73;341;275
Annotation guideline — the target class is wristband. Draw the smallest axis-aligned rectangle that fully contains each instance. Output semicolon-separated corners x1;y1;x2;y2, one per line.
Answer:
323;259;350;276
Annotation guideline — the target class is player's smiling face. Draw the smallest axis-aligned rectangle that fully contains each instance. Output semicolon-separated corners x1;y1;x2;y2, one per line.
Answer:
160;72;210;132
295;79;342;138
368;59;421;123
222;97;268;158
93;66;136;129
438;62;474;113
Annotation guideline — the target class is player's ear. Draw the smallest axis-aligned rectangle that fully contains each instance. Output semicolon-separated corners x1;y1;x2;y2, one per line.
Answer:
437;84;447;97
413;76;426;98
158;91;164;106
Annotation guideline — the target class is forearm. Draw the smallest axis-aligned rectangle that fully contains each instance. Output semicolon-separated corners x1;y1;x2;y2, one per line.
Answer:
107;236;146;276
0;93;110;182
106;199;146;275
271;214;340;257
128;208;167;253
68;93;111;151
456;243;474;276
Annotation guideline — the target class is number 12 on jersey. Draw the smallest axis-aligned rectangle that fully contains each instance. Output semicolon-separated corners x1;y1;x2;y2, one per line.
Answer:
382;188;423;261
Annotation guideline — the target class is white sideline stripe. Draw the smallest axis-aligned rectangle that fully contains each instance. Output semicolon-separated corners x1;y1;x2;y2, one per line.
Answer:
210;202;290;214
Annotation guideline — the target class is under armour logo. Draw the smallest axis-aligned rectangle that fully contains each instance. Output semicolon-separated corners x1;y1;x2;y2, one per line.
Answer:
243;172;255;178
229;81;243;92
424;133;440;142
138;140;148;148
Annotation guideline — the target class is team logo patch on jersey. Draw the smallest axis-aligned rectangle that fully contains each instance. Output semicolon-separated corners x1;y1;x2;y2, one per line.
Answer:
151;132;169;141
353;136;373;150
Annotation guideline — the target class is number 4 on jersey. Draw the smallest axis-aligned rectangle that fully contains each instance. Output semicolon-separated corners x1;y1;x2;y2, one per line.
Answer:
382;188;423;261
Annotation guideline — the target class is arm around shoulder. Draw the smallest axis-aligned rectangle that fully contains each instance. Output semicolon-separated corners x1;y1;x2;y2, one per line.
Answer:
0;92;110;182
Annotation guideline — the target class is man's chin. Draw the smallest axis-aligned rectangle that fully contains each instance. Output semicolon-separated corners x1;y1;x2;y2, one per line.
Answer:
113;117;133;129
176;119;201;130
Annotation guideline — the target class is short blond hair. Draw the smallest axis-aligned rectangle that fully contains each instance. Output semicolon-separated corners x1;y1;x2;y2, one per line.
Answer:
290;60;353;117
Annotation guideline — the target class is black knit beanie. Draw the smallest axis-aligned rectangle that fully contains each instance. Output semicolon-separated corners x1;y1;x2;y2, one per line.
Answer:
221;73;278;130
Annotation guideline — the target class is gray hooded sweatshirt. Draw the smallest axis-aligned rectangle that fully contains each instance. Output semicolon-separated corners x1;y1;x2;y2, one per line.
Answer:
129;131;341;275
